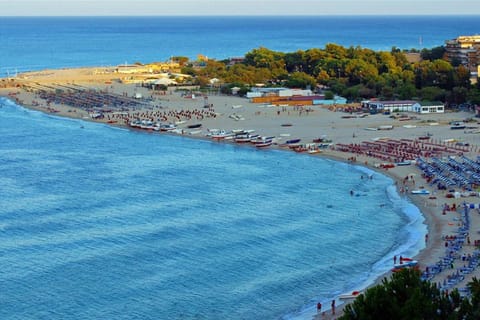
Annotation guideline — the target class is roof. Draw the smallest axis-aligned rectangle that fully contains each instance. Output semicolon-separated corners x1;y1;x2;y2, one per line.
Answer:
419;101;445;106
367;100;417;105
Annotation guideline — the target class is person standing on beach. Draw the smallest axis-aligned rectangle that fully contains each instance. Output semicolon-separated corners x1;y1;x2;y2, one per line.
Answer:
317;302;322;313
331;300;335;315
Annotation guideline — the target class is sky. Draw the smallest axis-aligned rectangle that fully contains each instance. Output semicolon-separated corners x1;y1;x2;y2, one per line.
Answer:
0;0;479;16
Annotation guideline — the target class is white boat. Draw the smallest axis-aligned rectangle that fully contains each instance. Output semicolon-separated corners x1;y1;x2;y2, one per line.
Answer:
393;260;418;270
450;121;466;130
160;123;177;131
378;125;394;130
255;139;273;148
211;130;233;140
234;133;253;143
253;136;275;148
339;291;362;300
411;189;430;195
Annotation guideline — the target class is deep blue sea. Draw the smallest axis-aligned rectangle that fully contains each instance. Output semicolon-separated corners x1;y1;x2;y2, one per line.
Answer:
0;15;476;319
0;16;479;75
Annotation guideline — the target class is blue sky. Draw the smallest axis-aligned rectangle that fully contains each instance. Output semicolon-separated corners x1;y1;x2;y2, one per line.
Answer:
1;0;479;16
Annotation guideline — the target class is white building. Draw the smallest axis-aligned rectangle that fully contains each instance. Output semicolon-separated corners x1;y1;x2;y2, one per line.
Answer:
413;101;445;114
362;100;445;114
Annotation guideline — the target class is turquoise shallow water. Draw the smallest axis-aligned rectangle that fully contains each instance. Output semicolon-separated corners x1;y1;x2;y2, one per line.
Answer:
0;99;426;319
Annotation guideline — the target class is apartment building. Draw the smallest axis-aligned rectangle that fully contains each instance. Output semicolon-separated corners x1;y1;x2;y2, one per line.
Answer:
445;35;480;72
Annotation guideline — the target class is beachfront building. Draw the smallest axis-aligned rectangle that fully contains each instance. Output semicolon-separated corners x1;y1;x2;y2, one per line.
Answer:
246;87;308;99
413;101;445;114
115;62;181;75
362;100;445;114
445;35;480;72
246;87;348;106
312;95;347;105
361;100;417;113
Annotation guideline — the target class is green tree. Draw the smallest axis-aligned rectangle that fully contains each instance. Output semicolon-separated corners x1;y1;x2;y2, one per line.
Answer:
447;86;468;105
285;71;316;89
340;268;460;320
244;47;285;69
467;88;480;105
284;50;305;73
324;91;334;99
420;86;446;101
453;65;471;88
397;83;417;100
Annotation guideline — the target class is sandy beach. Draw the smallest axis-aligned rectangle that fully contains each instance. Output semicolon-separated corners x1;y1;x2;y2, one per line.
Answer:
2;67;480;319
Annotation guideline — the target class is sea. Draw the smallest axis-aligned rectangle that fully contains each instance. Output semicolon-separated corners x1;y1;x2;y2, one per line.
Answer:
0;15;477;320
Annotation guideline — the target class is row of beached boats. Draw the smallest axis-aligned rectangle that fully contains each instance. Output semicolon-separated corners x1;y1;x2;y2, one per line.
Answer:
206;129;332;152
128;119;203;133
206;129;275;148
129;120;332;152
129;119;181;132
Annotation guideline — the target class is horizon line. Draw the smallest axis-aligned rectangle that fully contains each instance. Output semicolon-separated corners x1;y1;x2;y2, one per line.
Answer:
2;13;480;17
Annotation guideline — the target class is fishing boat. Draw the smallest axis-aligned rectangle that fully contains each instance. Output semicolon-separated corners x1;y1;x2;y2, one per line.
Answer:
249;134;260;143
234;134;252;143
253;136;275;148
255;139;273;148
187;123;202;129
160;123;177;131
211;130;233;140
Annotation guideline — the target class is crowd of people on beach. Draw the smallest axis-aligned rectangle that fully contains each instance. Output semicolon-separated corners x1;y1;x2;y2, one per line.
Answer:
32;85;150;111
335;138;474;164
105;107;218;125
420;202;479;297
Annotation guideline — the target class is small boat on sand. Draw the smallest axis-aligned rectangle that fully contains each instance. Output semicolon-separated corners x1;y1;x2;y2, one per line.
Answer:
253;136;275;148
392;259;418;270
450;122;466;130
285;138;301;144
255;139;273;148
339;291;362;300
187;123;202;129
280;138;301;147
411;189;430;195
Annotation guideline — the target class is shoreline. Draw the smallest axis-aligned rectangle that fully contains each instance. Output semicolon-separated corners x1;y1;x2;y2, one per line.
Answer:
2;73;480;319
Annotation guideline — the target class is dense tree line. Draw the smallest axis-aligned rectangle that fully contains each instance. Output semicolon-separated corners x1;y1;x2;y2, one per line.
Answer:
339;268;480;320
177;44;480;106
